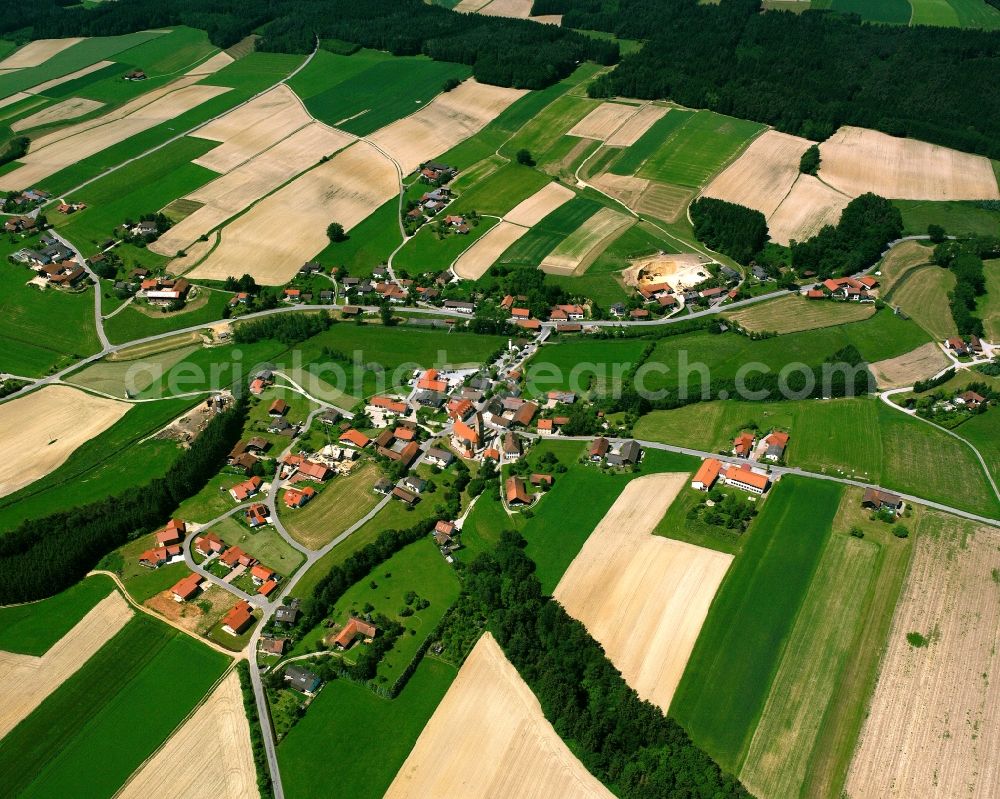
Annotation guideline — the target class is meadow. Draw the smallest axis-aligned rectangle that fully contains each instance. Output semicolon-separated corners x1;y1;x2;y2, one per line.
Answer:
495;196;603;267
278;656;457;799
67;343;200;398
895;199;1000;236
281;461;382;549
723;294;875;334
501;94;599;164
103;288;231;344
0;574;115;655
886;264;957;340
393;216;498;274
314;198;401;276
980;258;999;339
670;477;842;771
0;614;229;799
448;162;551;217
526;337;648;396
609;109;694;176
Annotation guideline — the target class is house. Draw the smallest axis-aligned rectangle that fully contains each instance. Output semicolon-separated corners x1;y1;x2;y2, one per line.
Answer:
700;286;726;300
392;486;419;505
245;436;270;453
374;478;394;495
722;463;769;494
333;617;378;650
505;476;532;506
443;300;475;313
502;431;523;461
956;390;986;408
268;417;294;435
762;431;789;461
517;318;541;331
425;447;454;468
806;289;825;299
258;579;278;597
557;323;583;333
318;408;342;426
968;334;983;353
194;532;225;557
691;458;722;491
590;437;609;461
369;396;407;415
268;399;289;417
511;307;531;320
658;295;678;309
341;304;362;317
251;564;276;585
138;544;181;569
447;397;474;421
249;378;266;395
284;665;322;694
946;337;968;356
274;605;300;625
547;391;576;405
340;429;371;448
155;518;186;547
861;487;904;514
220;546;256;570
618;440;642;465
297;460;332;481
417;368;448;393
124;69;146;80
259;636;289;656
230;475;262;502
511;402;538;428
245;503;269;528
630;308;650;320
434;520;457;546
537;418;554;435
530;473;553;487
733;431;756;458
222;601;255;635
170;573;202;602
284;486;316;508
483;447;501;462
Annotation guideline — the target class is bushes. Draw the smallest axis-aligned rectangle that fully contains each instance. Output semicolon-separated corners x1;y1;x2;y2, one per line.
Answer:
236;662;275;799
690;197;768;265
932;236;998;337
0;136;29;169
0;395;248;603
799;144;820;176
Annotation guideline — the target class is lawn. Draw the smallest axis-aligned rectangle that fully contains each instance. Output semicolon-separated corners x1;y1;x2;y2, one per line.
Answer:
723;295;875;334
281;461;383;549
895;199;1000;236
211;515;306;577
0;397;194;532
525;337;649;396
393;216;498;274
887;264;958;340
103;287;231;344
458;488;523;563
278;655;456;799
670;477;842;772
635;110;765;188
0;574;116;655
287;537;460;686
289;48;470;136
495;196;604;268
0;614;229;799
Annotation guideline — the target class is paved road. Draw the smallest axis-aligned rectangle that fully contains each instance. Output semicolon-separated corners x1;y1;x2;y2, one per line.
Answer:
49;230;110;350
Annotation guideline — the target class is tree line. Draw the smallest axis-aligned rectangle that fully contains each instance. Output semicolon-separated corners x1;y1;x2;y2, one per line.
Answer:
577;0;1000;160
0;395;248;604
690;197;768;265
4;0;617;90
232;310;333;345
932;236;999;337
439;529;750;798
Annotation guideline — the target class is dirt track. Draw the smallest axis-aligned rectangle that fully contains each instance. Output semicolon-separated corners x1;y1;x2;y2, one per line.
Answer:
554;473;733;711
385;633;614;799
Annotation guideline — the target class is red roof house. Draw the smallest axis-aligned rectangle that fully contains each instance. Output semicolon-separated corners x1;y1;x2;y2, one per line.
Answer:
222;601;255;635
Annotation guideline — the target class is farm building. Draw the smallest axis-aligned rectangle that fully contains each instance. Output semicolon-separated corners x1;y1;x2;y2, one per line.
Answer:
333;617;378;650
590;437;609;461
506;476;532;506
861;487;904;514
722;463;769;494
691;458;722;491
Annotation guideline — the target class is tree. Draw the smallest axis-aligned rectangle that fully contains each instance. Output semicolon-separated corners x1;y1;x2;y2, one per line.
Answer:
442;77;461;92
327;222;346;243
892;523;910;538
516;148;535;166
927;223;946;243
799;144;820;175
380;301;396;327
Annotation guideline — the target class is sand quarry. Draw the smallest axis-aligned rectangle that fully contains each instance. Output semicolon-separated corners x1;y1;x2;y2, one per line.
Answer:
846;519;1000;799
385;633;613;799
0;38;85;69
622;252;714;292
118;670;257;799
188;141;398;283
540;206;633;275
453;182;577;279
554;473;733;712
0;385;130;499
869;342;952;389
0;591;132;740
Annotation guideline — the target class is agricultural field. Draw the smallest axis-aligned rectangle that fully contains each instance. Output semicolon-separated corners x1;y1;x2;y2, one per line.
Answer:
538;207;634;275
526;336;648;396
846;513;1000;798
385;634;613;799
495;196;604;267
868;341;952;388
723;294;875;334
554;473;733;711
0;612;229;799
66;342;201;399
670;477;842;771
981;258;999;340
392;215;498;274
885;264;958;340
878;240;935;293
281;461;382;549
895;199;1000;237
278;656;457;799
827;0;913;23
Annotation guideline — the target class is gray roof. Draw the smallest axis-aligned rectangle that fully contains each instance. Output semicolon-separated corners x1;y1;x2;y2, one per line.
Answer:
426;447;454;464
618;440;642;464
284;665;320;692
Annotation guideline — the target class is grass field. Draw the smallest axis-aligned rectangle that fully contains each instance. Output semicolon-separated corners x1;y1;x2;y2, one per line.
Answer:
501;94;599;163
609;109;695;176
0;575;115;655
895;200;1000;236
653;486;745;555
634;396;999;517
448;163;552;217
495;196;603;267
723;295;875;334
633;110;765;188
314;198;401;277
210;515;305;577
67;343;200;398
670;477;841;771
288;48;470;137
279;656;457;799
393;216;498;274
103;288;230;345
281;461;382;548
887;264;958;340
0;397;195;532
0;614;229;799
526;337;648;396
943;0;1000;28
980;258;999;340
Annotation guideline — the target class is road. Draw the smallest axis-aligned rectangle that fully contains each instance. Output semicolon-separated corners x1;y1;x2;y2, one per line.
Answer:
48;229;109;350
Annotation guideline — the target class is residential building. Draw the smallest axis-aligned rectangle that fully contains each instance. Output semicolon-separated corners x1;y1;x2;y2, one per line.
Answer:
222;601;254;635
691;458;722;491
722;463;769;494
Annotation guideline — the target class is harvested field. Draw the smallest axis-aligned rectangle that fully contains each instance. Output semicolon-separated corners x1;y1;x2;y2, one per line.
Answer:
888;264;958;341
0;82;231;190
703;130;814;217
635;181;696;223
191;85;312;174
621;252;714;291
25;59;114;94
846;516;1000;799
118;670;256;799
477;0;534;16
540;207;634;275
454;0;492;10
453;220;529;279
869;342;952;389
188;141;398;284
185;51;236;76
152;122;352;256
10;96;104;131
554;473;733;711
503;181;576;227
723;293;875;334
605;104;669;147
567;101;640;141
0;38;85;69
386;633;614;799
368;79;525;175
591;171;650;209
767;174;851;246
0;591;132;740
880;240;934;293
0;385;130;498
819;126;1000;200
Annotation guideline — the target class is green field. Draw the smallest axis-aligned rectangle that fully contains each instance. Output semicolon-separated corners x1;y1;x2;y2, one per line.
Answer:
670;477;841;771
289;48;470;136
0;397;195;532
981;259;999;340
211;515;306;577
282;461;382;548
0;614;229;799
609;108;695;176
314;198;401;276
633;110;765;188
0;575;115;655
448;163;552;217
886;263;958;340
723;294;876;335
279;655;456;799
393;216;498;274
653;485;746;554
942;0;1000;28
895;199;1000;236
909;0;962;24
67;343;200;398
501;94;600;163
496;196;604;267
828;0;912;22
526;337;648;396
103;288;231;345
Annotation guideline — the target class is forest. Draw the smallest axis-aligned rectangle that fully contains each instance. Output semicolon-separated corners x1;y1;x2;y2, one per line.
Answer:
932;236;999;336
2;0;617;90
689;197;768;265
439;530;750;798
574;0;1000;159
0;395;248;604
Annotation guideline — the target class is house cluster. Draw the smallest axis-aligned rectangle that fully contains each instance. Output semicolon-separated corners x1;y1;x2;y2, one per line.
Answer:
806;275;878;301
4;215;38;234
194;530;281;598
228;436;270;473
732;429;789;463
433;519;461;562
419;162;457;184
259;600;301;655
946;335;985;357
284;664;322;695
588;437;643;467
405;187;464;230
374;422;422;469
7;188;49;208
13;236;86;288
139;276;190;306
691;458;770;495
138;519;187;569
